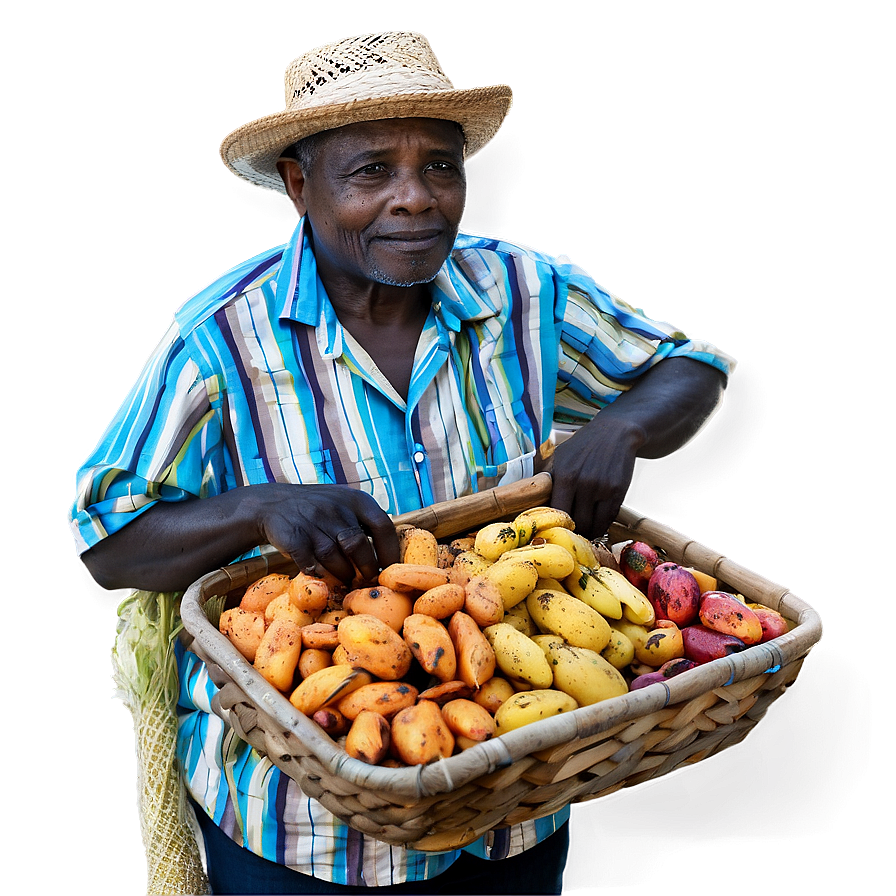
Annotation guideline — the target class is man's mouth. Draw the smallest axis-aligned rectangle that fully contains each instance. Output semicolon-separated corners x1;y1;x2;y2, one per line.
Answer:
375;229;443;251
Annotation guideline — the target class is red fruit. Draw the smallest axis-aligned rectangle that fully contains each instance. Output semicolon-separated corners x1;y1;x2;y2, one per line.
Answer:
620;541;660;591
630;670;667;691
647;562;701;626
682;625;746;664
658;658;698;678
749;604;790;642
699;591;763;645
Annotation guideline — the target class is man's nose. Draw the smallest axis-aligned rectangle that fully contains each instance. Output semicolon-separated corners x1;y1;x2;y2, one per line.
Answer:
390;171;437;214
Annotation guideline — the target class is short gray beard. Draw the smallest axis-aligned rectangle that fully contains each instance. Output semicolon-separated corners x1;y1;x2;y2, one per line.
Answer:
368;263;440;288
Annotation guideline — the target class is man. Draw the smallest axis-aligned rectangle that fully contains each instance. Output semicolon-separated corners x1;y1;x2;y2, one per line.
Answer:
73;32;733;894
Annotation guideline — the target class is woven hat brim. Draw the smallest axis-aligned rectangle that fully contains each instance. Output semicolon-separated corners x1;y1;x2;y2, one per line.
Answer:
220;85;513;193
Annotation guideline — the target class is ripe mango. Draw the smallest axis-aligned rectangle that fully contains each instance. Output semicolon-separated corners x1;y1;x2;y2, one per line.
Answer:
699;592;763;645
682;624;746;664
619;541;660;591
647;562;701;626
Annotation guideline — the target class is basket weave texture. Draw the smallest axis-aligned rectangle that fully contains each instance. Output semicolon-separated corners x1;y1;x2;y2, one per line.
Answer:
179;474;822;852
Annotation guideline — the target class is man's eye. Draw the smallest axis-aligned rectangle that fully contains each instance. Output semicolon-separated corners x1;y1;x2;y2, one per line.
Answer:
354;163;388;176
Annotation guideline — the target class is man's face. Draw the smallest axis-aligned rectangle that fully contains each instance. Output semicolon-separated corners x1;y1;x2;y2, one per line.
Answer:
282;118;467;289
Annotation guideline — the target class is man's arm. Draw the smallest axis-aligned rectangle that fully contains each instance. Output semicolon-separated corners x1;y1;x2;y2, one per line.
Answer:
547;357;727;538
81;482;401;593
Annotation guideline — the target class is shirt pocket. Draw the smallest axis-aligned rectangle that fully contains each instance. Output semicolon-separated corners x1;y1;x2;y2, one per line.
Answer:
475;397;537;489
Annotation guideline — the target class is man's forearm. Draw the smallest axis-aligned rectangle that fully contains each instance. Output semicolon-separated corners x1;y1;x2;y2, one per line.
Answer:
549;356;727;537
81;481;402;593
81;488;267;593
593;356;727;458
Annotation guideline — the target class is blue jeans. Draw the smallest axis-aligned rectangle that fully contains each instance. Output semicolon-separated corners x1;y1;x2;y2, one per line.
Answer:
191;800;569;895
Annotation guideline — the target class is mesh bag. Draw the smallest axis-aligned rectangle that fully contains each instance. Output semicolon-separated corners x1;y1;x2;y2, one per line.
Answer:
113;591;210;895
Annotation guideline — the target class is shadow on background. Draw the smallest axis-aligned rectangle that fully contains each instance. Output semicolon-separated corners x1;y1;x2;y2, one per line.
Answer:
564;653;866;894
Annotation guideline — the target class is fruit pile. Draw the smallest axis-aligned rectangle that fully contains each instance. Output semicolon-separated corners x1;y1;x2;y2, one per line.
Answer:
216;506;791;767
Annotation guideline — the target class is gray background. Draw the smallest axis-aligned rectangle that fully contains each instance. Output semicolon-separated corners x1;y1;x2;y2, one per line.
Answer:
6;2;891;892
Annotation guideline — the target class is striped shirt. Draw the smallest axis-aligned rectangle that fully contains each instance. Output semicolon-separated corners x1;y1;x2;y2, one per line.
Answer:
72;219;733;884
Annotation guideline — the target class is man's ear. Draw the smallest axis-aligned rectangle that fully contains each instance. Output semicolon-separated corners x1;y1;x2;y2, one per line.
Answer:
276;158;308;216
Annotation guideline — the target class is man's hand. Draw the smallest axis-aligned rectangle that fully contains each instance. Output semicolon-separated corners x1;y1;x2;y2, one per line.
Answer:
549;416;644;540
253;483;400;585
82;482;400;593
547;357;727;540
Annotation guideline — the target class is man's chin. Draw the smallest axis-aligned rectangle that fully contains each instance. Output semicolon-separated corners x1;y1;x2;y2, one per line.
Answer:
369;261;443;288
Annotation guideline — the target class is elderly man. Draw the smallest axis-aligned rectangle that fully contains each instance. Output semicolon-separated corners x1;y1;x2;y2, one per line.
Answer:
73;32;732;895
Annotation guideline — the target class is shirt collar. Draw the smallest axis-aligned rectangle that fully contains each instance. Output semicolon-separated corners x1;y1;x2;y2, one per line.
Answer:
274;219;503;343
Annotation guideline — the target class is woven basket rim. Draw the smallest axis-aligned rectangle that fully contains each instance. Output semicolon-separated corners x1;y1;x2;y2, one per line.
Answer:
179;488;822;800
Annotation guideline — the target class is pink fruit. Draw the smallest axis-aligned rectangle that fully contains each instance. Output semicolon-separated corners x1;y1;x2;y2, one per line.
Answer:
620;541;660;591
748;604;790;642
658;658;697;678
630;670;667;691
630;657;698;690
681;625;746;664
699;592;763;645
647;562;701;626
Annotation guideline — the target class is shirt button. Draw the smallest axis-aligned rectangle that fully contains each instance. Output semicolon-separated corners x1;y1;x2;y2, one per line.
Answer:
413;450;426;464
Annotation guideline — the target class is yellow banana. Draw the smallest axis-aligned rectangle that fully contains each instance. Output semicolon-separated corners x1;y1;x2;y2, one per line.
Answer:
601;627;635;670
537;527;599;567
502;599;538;636
526;588;612;652
494;689;579;733
513;506;576;535
482;557;540;609
501;542;577;579
590;566;656;626
473;521;520;562
483;622;554;688
609;619;651;653
447;550;493;587
538;639;629;706
563;565;623;619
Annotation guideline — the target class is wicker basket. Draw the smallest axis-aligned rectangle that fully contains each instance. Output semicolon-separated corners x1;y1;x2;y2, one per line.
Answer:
179;473;822;852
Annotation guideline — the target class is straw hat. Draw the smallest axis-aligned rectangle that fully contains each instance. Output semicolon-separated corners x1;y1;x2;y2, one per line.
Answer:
220;32;513;193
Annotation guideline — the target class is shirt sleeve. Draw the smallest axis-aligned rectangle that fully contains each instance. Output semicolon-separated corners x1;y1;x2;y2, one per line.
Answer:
70;322;229;554
553;261;736;428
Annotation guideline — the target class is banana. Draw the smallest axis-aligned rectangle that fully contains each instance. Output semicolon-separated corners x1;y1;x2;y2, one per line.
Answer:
601;627;635;670
494;689;579;733
526;588;613;652
610;619;651;653
537;527;599;567
447;550;493;587
563;565;623;619
481;557;540;609
289;665;374;716
502;599;538;636
483;622;554;688
473;521;521;561
590;566;656;626
538;640;629;706
500;542;577;579
634;620;685;667
513;506;576;535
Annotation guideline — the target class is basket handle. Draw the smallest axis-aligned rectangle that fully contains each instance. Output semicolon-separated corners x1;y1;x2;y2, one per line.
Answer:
391;473;553;538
